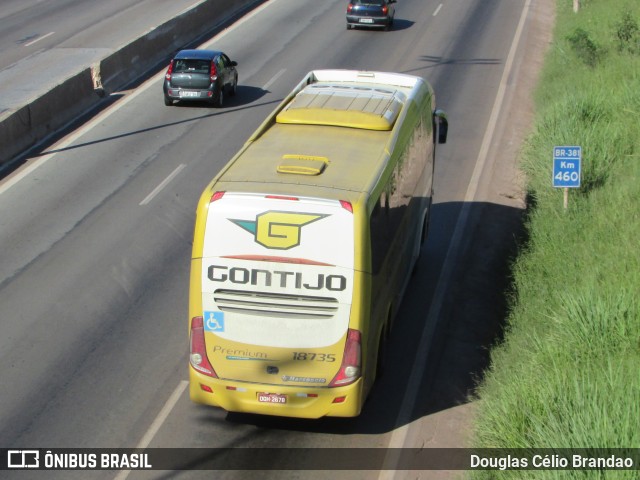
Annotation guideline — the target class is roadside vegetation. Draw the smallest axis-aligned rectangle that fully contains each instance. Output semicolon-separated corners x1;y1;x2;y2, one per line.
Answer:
471;0;640;477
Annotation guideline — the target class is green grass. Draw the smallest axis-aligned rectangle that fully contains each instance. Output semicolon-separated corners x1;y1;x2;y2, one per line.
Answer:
470;1;640;478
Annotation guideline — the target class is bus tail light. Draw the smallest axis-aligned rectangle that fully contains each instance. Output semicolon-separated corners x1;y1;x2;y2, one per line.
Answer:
329;329;361;387
190;316;217;377
296;393;319;398
210;191;225;202
265;195;299;201
339;200;353;213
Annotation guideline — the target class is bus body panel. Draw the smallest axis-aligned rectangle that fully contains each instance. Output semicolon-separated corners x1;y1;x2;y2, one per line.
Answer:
190;369;365;419
189;70;444;418
198;193;355;386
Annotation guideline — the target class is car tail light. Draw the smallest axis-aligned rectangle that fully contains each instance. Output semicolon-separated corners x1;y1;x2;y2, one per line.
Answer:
329;329;361;387
165;59;174;81
190;316;217;377
210;61;218;82
382;6;388;15
347;4;353;13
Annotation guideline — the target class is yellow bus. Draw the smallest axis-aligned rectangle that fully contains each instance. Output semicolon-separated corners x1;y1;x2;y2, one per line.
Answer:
188;70;448;418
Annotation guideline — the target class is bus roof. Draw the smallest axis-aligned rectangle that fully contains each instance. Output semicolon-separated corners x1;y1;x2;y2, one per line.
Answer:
213;70;430;200
276;83;405;131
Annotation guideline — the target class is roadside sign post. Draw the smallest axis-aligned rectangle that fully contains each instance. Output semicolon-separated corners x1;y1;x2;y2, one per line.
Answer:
553;146;581;210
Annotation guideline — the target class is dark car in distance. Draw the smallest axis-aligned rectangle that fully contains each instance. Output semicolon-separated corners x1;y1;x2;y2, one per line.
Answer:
163;49;238;107
346;0;396;30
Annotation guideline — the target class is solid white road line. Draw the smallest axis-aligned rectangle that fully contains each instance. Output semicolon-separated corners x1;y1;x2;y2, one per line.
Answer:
113;380;189;480
262;68;287;91
378;0;533;477
24;32;55;47
139;163;186;205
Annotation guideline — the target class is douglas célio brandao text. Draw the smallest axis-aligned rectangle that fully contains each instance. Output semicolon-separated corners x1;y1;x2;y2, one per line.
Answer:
470;453;636;470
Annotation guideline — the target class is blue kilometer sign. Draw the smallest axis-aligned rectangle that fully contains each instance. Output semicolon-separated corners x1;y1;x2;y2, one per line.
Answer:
553;146;581;188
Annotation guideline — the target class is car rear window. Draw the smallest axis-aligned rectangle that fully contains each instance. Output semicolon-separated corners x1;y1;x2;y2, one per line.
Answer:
173;59;211;74
353;0;386;5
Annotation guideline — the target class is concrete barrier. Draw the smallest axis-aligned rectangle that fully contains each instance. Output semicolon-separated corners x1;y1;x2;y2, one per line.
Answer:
0;68;96;167
0;0;263;169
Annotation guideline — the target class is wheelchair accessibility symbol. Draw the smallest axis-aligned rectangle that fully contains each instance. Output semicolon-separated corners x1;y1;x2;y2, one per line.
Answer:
204;311;225;332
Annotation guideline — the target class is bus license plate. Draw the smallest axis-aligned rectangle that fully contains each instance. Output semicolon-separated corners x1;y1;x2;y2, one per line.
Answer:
258;393;287;404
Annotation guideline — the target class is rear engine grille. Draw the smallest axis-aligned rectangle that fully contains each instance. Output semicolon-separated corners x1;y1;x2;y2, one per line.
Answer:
213;289;339;319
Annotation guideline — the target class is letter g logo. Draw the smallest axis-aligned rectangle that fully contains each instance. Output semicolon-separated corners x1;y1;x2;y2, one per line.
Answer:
231;211;327;250
256;212;325;249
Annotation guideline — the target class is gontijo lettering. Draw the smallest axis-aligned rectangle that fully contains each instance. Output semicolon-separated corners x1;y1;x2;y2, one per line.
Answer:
207;265;347;291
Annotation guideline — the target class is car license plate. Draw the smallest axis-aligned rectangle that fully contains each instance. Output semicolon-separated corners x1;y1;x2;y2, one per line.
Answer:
258;393;287;404
180;91;199;98
359;18;374;23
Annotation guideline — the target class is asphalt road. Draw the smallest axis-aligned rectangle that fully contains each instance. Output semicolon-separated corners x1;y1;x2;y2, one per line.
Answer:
0;0;543;478
0;0;211;70
0;0;226;111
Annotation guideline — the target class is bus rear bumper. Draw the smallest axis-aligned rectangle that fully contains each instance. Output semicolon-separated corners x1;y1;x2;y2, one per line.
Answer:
189;368;364;418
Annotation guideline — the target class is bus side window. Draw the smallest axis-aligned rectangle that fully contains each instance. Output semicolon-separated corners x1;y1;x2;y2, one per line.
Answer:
395;115;428;203
370;194;390;274
372;197;382;218
387;170;404;230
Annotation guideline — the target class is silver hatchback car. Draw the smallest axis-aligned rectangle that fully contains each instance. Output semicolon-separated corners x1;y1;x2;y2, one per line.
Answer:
163;49;238;107
347;0;396;30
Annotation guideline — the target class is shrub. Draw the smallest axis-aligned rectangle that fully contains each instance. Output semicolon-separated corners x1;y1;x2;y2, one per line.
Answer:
614;10;640;54
567;28;603;67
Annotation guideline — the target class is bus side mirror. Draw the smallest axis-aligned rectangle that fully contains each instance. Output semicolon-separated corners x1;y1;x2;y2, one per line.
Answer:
433;109;448;144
